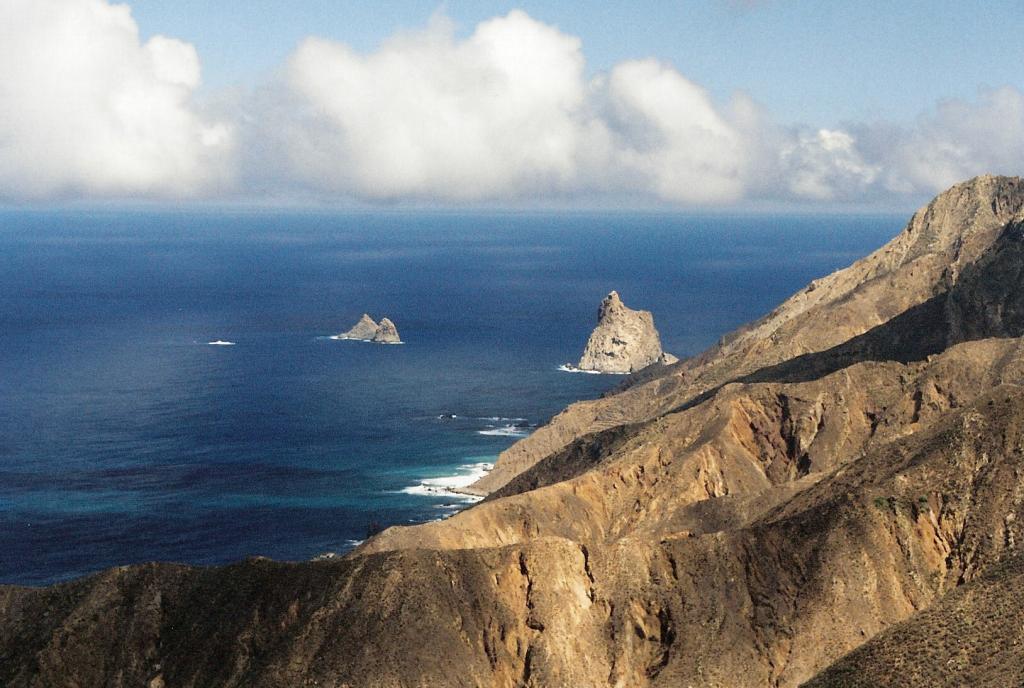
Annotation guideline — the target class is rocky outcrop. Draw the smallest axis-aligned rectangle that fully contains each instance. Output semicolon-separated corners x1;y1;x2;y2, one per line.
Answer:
575;291;666;374
337;313;379;340
335;314;402;344
371;317;402;344
6;176;1024;687
470;174;1024;495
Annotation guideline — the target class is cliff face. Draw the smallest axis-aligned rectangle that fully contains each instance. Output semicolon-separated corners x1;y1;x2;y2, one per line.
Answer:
4;176;1024;688
576;291;665;374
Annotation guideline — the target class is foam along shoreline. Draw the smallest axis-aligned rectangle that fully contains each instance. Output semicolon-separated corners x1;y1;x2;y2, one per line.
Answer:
334;313;403;343
558;363;621;374
311;539;364;561
329;334;404;344
472;415;535;438
477;425;532;437
400;461;494;504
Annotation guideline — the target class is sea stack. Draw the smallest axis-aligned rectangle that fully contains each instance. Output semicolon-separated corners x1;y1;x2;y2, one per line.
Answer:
337;313;379;340
576;291;667;373
335;314;403;344
371;317;402;344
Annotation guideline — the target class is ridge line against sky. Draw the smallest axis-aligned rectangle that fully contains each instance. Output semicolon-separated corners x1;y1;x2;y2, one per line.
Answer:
2;0;1023;209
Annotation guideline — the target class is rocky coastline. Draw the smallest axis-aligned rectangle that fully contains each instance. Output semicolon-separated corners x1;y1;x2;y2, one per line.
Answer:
5;176;1024;687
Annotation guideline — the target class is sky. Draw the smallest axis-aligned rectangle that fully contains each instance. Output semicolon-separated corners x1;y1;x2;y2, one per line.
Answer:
2;0;1023;209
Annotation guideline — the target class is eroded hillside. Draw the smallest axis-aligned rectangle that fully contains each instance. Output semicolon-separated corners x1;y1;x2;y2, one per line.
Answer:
3;176;1024;688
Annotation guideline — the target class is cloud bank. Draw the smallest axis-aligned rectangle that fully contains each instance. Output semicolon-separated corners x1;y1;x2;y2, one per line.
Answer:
2;2;1022;206
276;12;588;201
258;12;882;205
0;0;232;200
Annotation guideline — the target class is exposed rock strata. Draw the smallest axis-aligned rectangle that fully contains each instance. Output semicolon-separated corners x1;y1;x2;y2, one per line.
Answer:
576;291;666;374
4;176;1024;687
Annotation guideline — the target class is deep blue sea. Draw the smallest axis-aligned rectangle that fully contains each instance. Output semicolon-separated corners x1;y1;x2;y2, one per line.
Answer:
0;210;900;585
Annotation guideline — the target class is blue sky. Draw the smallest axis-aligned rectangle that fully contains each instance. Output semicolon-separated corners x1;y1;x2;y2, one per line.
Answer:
129;1;1023;127
2;0;1022;208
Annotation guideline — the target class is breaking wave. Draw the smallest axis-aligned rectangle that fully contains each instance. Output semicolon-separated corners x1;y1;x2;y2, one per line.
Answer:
399;462;493;504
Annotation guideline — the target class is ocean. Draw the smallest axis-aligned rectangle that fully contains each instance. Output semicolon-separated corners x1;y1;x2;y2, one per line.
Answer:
0;210;899;585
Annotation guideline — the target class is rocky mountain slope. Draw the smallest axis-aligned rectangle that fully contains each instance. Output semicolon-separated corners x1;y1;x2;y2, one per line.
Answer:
467;174;1024;495
804;551;1024;688
574;291;668;374
3;176;1024;687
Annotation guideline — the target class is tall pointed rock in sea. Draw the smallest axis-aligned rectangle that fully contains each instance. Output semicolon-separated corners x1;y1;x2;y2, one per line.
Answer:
576;291;669;373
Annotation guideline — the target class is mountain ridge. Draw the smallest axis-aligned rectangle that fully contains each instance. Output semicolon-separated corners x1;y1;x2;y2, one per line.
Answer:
466;174;1024;496
4;175;1024;687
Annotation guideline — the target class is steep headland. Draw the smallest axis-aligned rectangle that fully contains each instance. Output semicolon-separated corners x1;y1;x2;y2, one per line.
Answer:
804;550;1024;687
4;176;1024;687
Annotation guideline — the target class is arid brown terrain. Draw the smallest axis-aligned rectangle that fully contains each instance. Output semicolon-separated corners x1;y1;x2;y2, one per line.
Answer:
4;175;1024;687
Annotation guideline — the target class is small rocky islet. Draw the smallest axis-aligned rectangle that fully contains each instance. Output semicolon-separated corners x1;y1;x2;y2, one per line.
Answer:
333;313;402;344
566;290;677;374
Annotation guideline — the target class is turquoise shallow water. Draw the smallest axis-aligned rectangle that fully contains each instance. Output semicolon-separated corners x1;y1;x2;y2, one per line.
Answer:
0;210;899;585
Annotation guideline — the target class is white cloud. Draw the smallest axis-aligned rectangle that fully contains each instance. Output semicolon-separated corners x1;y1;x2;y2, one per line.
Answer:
779;129;880;200
869;87;1024;195
259;11;912;206
0;0;232;200
598;59;747;203
2;5;1021;206
272;11;588;201
262;11;759;204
